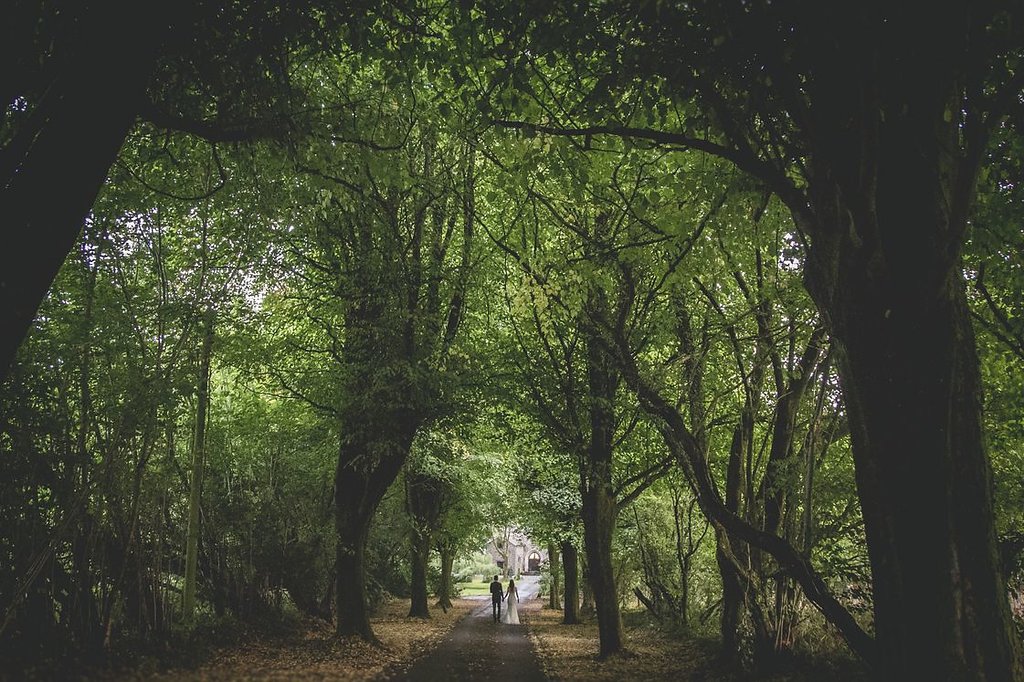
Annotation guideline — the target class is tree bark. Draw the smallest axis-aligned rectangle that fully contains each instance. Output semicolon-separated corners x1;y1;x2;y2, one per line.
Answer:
408;529;432;618
760;330;823;539
717;421;746;660
436;542;454;611
335;504;376;641
182;309;214;622
581;318;625;658
0;4;163;381
715;529;743;657
405;466;443;619
790;11;1023;673
547;542;561;610
582;482;623;657
334;417;417;641
808;224;1021;679
561;540;580;625
581;577;594;614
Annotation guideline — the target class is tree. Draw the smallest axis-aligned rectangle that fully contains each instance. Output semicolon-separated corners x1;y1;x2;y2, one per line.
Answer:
511;425;583;622
490;137;691;657
1;0;373;381
0;126;278;655
2;5;1023;677
182;309;215;621
432;437;506;611
0;2;165;380
270;78;478;639
475;2;1024;676
404;430;458;619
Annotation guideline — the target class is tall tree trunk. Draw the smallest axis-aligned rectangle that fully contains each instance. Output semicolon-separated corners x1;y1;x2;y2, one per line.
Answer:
812;248;1020;679
789;6;1022;677
561;540;580;625
581;319;625;658
405;467;442;619
760;329;823;540
688;284;768;661
408;529;432;618
674;493;701;627
335;504;375;641
547;542;561;610
72;251;99;646
757;330;823;669
679;558;690;626
0;4;163;381
334;418;416;642
717;420;746;659
716;529;744;657
793;16;1023;670
582;483;622;657
436;541;455;611
182;309;214;622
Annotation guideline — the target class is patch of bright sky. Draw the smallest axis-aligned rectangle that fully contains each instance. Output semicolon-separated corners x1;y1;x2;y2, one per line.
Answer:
779;232;803;271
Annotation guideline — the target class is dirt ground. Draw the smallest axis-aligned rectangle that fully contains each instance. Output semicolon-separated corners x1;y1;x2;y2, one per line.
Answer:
111;599;475;681
94;585;866;681
526;602;725;681
526;603;868;682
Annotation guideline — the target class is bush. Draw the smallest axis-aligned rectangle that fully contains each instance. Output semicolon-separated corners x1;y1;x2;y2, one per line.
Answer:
453;552;500;583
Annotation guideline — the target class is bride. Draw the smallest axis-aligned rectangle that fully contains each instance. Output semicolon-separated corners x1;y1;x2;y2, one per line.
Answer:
501;578;521;625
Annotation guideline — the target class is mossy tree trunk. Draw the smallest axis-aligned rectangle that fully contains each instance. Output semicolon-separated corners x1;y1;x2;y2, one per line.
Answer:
581;295;625;658
436;540;455;611
334;417;417;641
547;543;561;610
561;540;580;625
182;309;215;622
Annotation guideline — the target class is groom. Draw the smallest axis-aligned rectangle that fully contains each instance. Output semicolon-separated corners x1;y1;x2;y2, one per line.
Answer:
489;575;504;622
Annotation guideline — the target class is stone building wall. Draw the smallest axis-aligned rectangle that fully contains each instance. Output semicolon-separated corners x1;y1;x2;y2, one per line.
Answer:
483;527;547;575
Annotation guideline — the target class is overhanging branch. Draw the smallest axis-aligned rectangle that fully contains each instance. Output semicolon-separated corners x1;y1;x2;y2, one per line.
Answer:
139;103;287;143
491;119;812;224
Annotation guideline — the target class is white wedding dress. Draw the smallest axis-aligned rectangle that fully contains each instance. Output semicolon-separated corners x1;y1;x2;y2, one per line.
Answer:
501;584;520;625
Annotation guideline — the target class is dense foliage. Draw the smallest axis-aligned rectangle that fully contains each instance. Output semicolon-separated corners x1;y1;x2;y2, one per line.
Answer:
2;2;1023;679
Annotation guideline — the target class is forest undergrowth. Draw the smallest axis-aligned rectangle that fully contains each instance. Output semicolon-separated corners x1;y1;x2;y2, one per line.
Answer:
4;596;878;681
526;600;870;682
0;599;473;682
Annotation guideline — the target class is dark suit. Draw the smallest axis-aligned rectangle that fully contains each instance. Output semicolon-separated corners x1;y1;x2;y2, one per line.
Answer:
490;580;504;621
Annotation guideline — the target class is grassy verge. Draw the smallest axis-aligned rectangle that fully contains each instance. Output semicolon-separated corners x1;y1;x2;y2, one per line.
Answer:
454;581;493;596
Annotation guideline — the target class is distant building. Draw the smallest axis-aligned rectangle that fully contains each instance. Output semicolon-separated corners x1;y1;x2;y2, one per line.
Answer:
483;527;547;575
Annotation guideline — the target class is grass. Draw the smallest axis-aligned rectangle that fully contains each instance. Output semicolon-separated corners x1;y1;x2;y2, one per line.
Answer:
454;581;493;596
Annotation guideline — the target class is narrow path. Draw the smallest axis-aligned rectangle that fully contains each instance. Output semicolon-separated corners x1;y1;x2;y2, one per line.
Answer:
382;576;547;681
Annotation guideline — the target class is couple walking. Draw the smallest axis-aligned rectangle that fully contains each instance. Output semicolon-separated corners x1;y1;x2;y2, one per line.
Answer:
489;575;520;625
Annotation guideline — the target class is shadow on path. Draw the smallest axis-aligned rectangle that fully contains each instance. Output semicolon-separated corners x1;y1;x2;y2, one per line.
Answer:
381;576;547;681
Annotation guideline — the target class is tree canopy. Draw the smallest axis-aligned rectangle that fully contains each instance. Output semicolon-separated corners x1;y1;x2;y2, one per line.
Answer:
2;2;1024;680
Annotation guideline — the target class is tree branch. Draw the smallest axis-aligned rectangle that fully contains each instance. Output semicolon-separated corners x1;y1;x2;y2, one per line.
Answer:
603;322;876;665
138;103;287;143
492;119;812;223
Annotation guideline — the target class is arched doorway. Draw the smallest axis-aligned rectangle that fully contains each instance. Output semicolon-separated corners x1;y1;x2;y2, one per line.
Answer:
528;551;541;573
